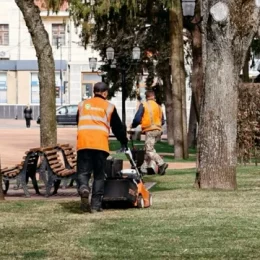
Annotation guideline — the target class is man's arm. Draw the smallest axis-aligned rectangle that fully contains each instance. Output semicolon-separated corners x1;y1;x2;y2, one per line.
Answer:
131;104;144;128
110;107;128;147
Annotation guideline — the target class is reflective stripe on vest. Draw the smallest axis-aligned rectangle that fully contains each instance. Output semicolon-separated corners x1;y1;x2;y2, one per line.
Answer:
78;102;114;133
79;115;108;124
78;125;109;133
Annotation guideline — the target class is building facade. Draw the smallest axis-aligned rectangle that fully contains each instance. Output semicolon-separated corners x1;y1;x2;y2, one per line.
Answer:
0;0;140;123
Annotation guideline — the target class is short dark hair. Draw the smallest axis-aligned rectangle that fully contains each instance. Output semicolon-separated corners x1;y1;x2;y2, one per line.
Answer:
94;82;109;93
145;89;155;99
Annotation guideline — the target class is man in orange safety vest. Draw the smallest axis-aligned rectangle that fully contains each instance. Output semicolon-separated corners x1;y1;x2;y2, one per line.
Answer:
77;82;128;213
130;90;168;175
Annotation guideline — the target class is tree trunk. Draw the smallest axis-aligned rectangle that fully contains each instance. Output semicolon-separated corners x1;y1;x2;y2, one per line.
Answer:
0;159;4;200
169;1;188;159
15;0;57;147
190;1;203;121
161;67;174;145
196;0;260;189
186;0;203;149
242;50;250;82
188;94;197;148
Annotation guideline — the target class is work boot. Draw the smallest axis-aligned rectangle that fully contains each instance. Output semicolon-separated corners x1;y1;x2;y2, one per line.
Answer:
91;195;103;213
79;186;90;213
158;163;168;175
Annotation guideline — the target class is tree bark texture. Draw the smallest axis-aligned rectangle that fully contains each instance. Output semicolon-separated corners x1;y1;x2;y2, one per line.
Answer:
15;0;57;147
197;0;260;189
161;66;174;146
188;95;197;148
170;1;188;159
242;50;250;82
190;0;203;121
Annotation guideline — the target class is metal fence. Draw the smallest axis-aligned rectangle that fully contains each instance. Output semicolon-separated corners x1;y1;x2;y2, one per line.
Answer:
0;105;40;120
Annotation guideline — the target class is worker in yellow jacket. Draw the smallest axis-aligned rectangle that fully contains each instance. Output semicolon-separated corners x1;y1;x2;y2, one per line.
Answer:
77;82;128;213
130;90;168;175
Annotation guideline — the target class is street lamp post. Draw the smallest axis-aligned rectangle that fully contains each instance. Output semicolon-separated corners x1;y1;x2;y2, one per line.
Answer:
89;57;106;83
182;0;196;16
89;57;97;72
105;46;141;127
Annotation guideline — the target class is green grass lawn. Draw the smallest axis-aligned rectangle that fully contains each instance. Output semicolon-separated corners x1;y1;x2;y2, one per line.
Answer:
109;140;196;162
1;166;260;259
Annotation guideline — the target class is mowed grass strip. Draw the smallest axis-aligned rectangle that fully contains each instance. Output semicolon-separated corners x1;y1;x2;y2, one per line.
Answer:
1;166;260;259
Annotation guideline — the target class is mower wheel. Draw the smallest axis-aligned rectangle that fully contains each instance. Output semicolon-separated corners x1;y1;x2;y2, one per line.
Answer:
149;194;153;207
137;195;145;208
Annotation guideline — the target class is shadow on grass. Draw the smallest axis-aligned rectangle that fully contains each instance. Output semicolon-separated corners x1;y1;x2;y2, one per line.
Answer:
59;200;141;212
149;186;174;192
22;250;47;259
59;201;84;214
144;169;197;192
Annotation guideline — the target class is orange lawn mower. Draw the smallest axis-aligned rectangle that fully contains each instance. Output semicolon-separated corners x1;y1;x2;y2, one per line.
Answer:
102;148;152;209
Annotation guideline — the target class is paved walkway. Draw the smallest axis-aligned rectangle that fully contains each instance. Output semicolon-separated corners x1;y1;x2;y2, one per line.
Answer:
0;119;196;169
0;119;196;200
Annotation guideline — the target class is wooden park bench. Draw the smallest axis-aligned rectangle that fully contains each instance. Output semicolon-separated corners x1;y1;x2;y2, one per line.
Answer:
40;146;77;197
56;144;77;188
1;144;78;197
1;149;40;197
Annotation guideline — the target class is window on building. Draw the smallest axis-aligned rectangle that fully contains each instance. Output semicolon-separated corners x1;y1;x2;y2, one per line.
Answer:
31;73;39;104
81;73;101;99
52;24;65;46
82;83;93;99
0;73;7;103
31;72;62;104
0;25;9;46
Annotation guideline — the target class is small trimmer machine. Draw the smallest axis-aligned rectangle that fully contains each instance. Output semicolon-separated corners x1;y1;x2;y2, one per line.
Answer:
102;148;152;209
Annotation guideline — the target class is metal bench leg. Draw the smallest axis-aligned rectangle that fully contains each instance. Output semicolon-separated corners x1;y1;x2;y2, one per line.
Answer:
3;180;9;194
53;179;61;195
20;174;30;198
39;171;48;187
38;160;48;187
13;178;21;190
62;178;69;189
30;172;41;195
45;175;54;197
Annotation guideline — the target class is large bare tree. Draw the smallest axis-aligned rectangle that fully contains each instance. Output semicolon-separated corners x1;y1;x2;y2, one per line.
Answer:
196;0;260;189
15;0;57;147
170;0;188;159
186;0;203;147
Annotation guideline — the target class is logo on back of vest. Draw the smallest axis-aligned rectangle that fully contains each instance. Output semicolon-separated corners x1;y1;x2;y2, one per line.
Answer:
85;104;91;110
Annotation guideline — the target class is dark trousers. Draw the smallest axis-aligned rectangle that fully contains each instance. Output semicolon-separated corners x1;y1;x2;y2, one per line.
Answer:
25;118;31;128
77;149;108;209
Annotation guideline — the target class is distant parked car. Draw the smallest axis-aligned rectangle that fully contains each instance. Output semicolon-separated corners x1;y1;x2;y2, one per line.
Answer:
37;105;78;125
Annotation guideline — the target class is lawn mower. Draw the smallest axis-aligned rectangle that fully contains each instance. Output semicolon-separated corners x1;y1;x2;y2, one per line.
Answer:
102;148;152;209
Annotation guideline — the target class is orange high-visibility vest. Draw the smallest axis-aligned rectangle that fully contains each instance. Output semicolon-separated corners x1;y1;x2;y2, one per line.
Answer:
77;97;115;153
141;100;162;133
